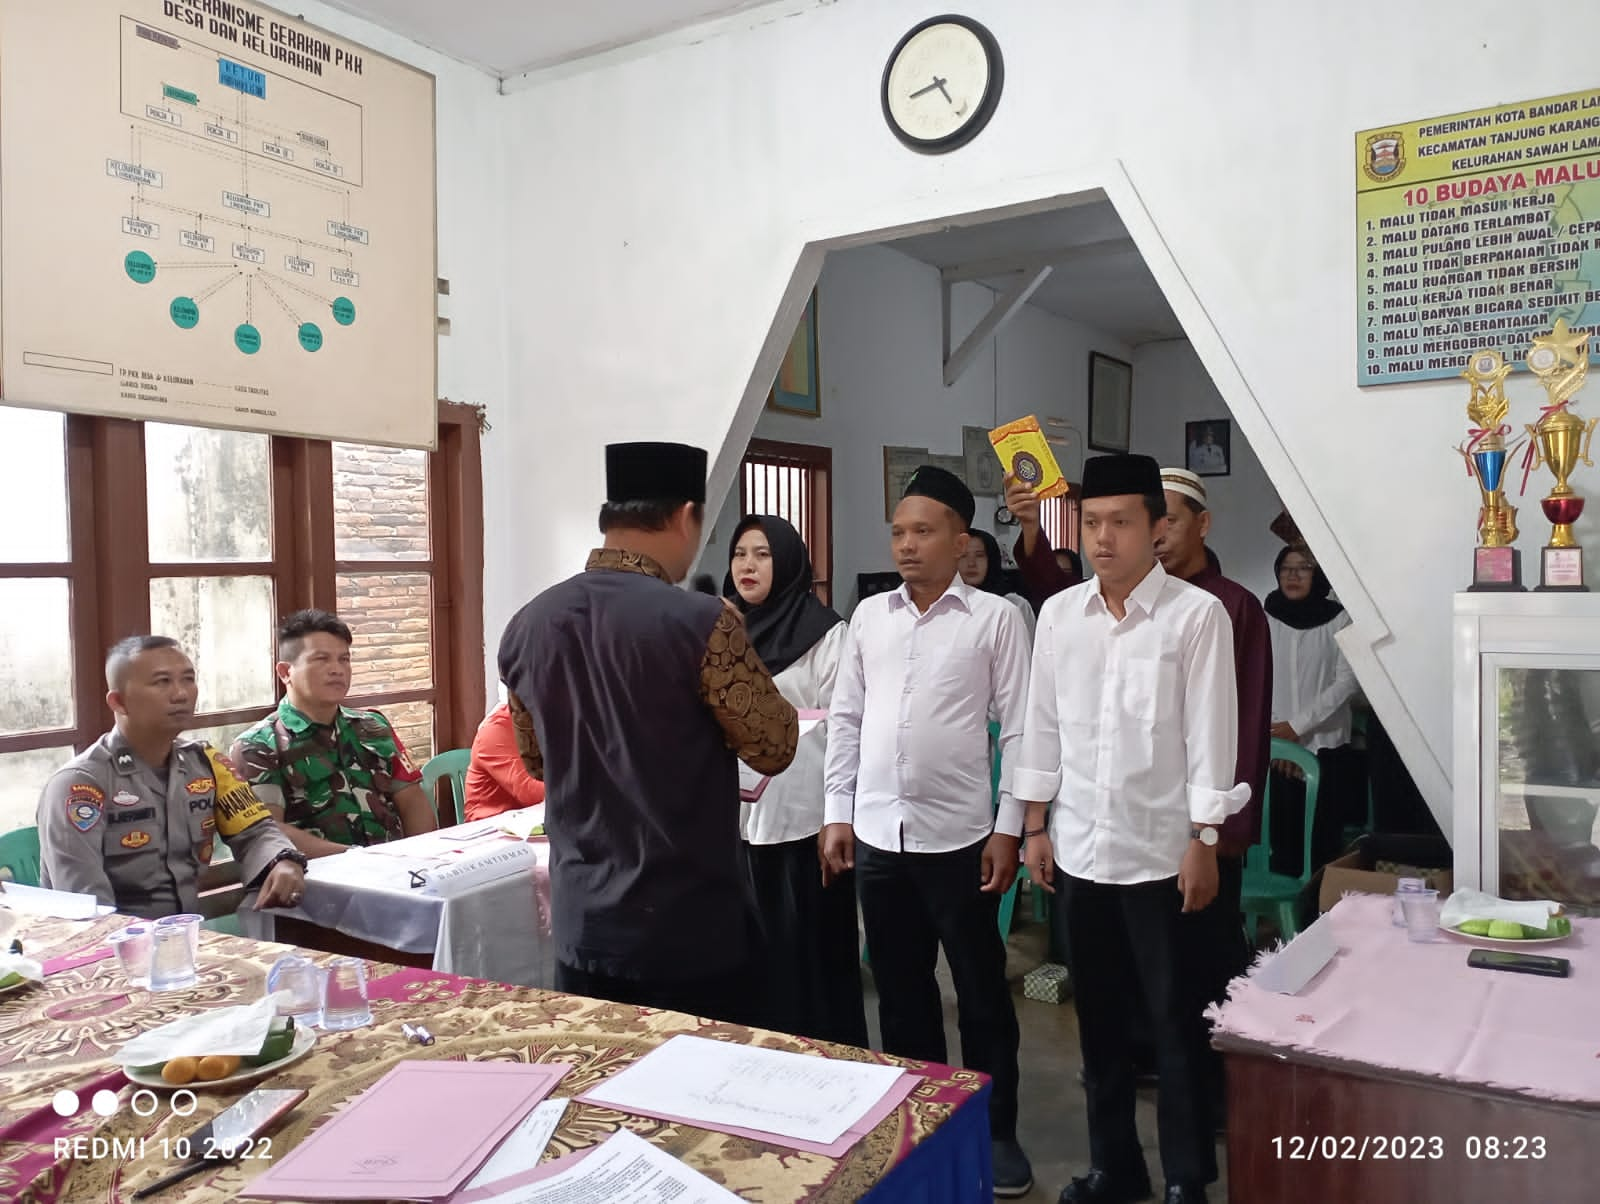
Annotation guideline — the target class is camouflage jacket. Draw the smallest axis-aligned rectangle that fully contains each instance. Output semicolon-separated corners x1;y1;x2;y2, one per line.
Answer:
230;699;422;847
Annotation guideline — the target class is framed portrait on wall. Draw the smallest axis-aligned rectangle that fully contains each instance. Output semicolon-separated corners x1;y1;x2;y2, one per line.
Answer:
768;288;821;417
1185;418;1232;477
1087;352;1132;452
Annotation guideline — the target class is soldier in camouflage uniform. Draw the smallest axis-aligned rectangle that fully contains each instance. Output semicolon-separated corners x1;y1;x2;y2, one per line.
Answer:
230;610;435;857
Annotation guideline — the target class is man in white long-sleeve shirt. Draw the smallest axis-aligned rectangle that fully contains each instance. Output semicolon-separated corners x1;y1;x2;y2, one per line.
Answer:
821;465;1035;1198
1015;454;1248;1204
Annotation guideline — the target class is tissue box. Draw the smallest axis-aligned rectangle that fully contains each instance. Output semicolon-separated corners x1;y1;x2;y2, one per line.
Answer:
1023;962;1071;1003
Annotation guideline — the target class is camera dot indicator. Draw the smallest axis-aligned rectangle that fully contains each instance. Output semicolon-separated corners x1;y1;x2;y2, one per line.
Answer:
52;1089;80;1117
91;1089;120;1116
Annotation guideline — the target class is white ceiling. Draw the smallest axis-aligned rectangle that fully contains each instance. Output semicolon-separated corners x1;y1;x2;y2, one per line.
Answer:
884;201;1186;346
316;0;772;76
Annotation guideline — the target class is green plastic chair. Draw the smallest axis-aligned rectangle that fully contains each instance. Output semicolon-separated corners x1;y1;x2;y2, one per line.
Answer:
422;748;472;826
0;826;41;887
1241;739;1322;944
1341;707;1377;848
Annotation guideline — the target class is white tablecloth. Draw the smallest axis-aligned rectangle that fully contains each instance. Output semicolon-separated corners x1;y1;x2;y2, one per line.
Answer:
242;815;554;988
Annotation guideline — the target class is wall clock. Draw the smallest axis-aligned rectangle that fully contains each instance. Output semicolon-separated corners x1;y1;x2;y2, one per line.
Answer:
881;15;1004;154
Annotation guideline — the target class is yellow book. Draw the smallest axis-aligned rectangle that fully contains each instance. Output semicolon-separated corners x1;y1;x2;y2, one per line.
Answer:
989;417;1069;500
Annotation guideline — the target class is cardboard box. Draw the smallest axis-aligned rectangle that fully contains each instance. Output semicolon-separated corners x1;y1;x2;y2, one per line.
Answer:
1315;834;1454;914
1023;962;1071;1004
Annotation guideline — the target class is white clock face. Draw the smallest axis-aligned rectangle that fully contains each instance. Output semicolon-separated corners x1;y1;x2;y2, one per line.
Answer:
884;23;993;145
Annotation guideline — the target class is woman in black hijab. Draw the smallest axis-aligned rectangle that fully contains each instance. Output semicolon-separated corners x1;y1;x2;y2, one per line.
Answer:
957;529;1037;641
725;515;867;1047
1263;544;1363;876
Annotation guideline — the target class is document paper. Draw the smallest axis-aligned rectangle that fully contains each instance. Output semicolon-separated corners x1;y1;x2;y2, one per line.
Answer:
468;1129;741;1204
581;1034;906;1146
737;712;826;803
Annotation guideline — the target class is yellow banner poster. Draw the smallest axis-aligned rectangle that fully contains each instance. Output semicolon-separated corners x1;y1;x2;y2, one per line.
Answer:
1357;87;1600;386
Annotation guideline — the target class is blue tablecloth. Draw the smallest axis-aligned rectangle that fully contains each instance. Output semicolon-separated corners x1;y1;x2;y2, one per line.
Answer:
861;1080;993;1203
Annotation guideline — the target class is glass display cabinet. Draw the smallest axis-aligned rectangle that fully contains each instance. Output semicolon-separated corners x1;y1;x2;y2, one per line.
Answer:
1453;593;1600;915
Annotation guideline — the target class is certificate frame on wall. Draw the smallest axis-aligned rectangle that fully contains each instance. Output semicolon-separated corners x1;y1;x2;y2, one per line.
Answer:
1087;352;1133;453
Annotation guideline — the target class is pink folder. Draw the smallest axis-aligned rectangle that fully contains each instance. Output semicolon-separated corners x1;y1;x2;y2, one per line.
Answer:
241;1061;569;1201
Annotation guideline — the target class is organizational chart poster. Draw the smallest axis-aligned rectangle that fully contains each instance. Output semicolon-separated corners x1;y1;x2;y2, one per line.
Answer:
0;0;438;446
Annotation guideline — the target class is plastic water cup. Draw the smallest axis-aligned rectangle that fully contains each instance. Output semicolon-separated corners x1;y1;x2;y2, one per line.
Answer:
109;925;152;988
154;913;203;959
148;924;198;991
1392;878;1426;927
1400;889;1441;943
267;954;324;1027
320;957;372;1031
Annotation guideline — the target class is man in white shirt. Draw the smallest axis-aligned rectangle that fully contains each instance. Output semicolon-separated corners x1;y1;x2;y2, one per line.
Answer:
1015;454;1248;1204
822;465;1034;1198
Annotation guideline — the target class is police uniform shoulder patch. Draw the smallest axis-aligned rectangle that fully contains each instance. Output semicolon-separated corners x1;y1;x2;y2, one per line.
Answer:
120;830;152;850
67;796;102;832
69;782;105;804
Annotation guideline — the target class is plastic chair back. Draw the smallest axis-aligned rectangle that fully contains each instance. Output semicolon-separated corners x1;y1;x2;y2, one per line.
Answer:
1255;739;1322;884
422;749;472;825
0;826;42;887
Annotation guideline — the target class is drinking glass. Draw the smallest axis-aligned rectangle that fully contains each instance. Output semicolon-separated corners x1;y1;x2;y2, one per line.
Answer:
267;954;324;1027
320;956;372;1031
109;925;151;988
1391;877;1426;927
148;924;198;991
154;913;203;959
1400;889;1441;943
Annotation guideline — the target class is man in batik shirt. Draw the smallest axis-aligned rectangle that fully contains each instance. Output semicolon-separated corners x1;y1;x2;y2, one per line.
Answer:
232;609;438;857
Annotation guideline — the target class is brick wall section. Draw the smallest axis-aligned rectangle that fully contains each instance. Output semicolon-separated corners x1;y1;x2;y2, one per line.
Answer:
331;443;435;760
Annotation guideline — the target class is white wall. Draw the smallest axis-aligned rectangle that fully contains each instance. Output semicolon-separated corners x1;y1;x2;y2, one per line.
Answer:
294;3;510;707
1131;339;1283;600
490;0;1600;830
704;243;1129;608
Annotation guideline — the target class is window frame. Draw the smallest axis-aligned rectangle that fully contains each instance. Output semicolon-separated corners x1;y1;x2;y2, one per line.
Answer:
738;437;833;605
0;402;484;769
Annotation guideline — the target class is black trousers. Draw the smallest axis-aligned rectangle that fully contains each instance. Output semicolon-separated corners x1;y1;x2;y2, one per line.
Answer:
1182;854;1248;1121
555;958;761;1029
856;838;1020;1140
1055;870;1216;1186
747;836;869;1048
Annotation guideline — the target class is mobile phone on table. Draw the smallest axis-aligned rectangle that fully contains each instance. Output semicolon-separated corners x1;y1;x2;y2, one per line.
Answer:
133;1088;306;1198
1466;948;1571;978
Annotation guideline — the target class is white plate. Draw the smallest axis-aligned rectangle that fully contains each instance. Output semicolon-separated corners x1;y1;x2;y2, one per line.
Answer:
1440;924;1571;948
123;1026;316;1090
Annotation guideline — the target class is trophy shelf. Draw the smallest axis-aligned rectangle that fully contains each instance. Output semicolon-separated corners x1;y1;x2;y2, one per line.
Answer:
1453;592;1600;914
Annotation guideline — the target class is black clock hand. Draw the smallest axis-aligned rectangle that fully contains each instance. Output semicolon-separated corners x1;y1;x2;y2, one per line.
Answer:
908;76;948;100
935;79;953;105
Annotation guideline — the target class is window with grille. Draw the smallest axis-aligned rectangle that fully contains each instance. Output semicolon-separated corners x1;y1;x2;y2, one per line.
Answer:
738;439;833;605
1039;489;1081;553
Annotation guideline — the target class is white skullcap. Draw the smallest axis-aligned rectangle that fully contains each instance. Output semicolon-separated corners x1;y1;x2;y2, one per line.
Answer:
1160;467;1207;509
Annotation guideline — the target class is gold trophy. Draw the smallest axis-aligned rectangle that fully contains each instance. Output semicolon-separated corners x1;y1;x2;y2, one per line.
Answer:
1523;319;1599;591
1460;349;1524;591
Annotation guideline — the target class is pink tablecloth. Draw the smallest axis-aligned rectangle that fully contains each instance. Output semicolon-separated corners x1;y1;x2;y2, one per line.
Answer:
1211;892;1600;1105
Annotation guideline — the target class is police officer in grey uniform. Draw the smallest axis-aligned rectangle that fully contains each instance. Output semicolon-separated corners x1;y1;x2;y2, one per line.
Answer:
38;635;307;918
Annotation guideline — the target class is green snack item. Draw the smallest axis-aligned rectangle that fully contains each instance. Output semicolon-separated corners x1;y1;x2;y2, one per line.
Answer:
243;1016;296;1067
1457;919;1494;936
1523;915;1571;939
0;971;23;989
1487;920;1526;939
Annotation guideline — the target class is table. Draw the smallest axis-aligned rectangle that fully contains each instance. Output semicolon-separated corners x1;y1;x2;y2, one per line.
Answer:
243;817;554;987
1212;893;1600;1202
0;911;992;1202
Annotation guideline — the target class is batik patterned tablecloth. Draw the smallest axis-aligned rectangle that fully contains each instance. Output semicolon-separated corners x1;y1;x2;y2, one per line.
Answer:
0;913;989;1202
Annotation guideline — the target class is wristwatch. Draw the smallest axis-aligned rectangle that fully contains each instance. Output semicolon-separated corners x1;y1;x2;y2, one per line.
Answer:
1190;824;1219;847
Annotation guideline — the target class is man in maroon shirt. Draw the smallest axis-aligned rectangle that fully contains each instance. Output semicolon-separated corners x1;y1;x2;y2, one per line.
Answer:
1005;468;1271;1122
